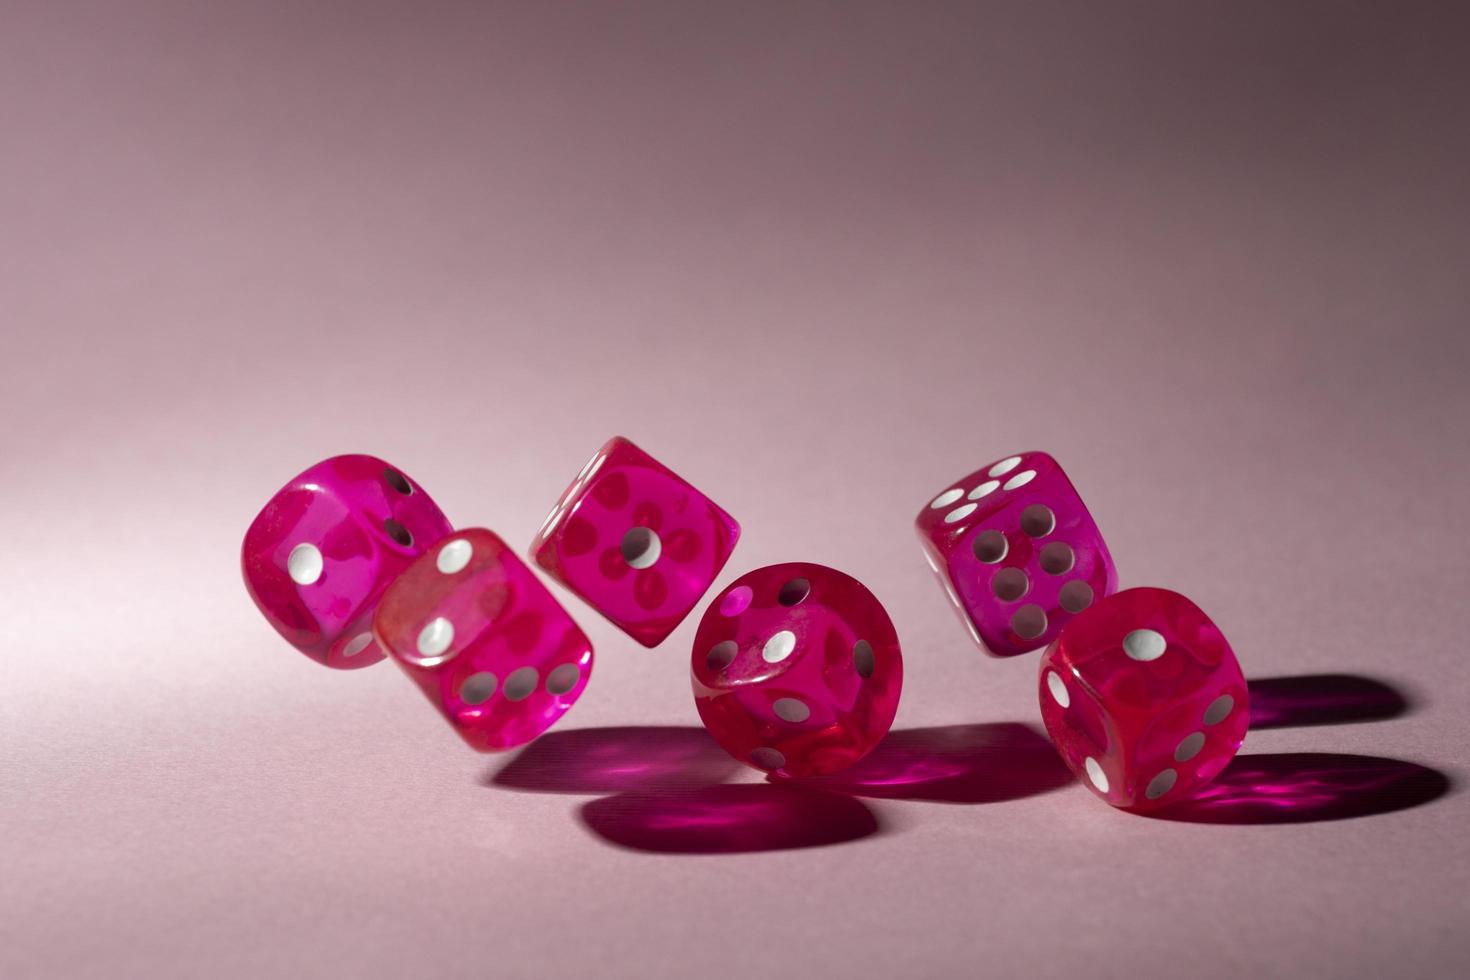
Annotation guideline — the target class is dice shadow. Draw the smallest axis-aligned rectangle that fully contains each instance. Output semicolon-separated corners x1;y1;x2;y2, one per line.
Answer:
486;725;741;794
1149;752;1451;824
791;722;1073;804
1247;674;1411;730
485;675;1440;844
579;784;882;854
486;725;885;854
1152;674;1442;823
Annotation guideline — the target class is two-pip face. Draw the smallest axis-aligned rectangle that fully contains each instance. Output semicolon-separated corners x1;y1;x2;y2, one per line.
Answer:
240;454;453;668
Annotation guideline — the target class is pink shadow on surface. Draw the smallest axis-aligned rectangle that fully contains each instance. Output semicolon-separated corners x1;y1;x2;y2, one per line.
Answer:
1247;674;1410;730
794;723;1073;804
1150;753;1450;824
488;726;741;794
580;784;881;854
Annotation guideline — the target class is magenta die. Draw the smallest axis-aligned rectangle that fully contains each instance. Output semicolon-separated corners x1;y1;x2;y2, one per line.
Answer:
915;451;1117;657
241;454;453;669
531;437;740;647
373;528;594;751
1038;587;1249;811
691;563;902;778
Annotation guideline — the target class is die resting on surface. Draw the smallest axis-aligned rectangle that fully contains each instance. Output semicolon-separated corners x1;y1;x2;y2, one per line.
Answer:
916;451;1117;657
374;528;594;751
1038;586;1249;811
691;563;902;778
241;454;453;669
531;436;740;647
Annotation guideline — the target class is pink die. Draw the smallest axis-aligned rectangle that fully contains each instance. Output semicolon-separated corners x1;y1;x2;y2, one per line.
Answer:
241;454;453;669
1038;587;1249;811
531;437;740;647
373;529;594;751
691;563;902;778
915;451;1117;657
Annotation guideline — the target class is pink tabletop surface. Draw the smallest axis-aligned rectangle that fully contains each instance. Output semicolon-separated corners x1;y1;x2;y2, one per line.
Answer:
3;3;1468;977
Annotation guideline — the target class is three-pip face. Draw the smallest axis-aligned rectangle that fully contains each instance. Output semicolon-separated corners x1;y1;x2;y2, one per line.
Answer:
691;562;902;778
1038;587;1249;811
374;528;594;751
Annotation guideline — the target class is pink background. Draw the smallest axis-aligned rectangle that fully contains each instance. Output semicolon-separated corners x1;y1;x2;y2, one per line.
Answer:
3;2;1468;977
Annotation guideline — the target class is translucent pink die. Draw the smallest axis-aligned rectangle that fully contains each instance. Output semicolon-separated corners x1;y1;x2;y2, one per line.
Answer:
915;451;1117;657
1038;587;1249;812
531;437;740;647
373;529;593;751
691;563;902;778
241;454;453;669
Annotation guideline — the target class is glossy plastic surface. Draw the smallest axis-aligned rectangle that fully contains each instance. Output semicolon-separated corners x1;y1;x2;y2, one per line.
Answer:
915;450;1117;657
531;436;740;647
1038;586;1249;812
691;562;902;778
241;454;453;669
374;528;594;751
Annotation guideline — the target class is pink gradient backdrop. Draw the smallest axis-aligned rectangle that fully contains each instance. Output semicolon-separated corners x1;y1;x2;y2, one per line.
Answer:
3;1;1468;977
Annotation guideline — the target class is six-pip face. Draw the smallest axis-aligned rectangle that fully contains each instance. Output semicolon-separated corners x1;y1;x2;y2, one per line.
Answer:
916;451;1117;657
